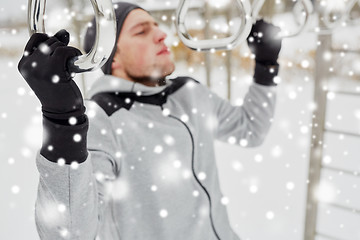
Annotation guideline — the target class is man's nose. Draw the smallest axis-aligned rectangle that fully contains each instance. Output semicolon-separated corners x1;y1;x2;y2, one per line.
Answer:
154;28;167;43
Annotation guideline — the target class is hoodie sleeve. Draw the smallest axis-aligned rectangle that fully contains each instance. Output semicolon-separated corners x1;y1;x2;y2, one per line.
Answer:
211;82;277;147
35;101;120;240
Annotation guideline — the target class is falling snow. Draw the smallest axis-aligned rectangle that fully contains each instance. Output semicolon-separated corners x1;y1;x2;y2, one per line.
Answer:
159;209;168;218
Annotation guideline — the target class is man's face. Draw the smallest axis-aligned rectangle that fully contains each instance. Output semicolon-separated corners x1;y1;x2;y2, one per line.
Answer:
112;9;175;84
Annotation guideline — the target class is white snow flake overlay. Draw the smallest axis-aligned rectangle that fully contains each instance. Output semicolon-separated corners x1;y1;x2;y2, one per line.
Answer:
159;209;168;218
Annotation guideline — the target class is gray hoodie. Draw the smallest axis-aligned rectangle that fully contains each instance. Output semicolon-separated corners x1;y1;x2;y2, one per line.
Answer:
35;75;276;240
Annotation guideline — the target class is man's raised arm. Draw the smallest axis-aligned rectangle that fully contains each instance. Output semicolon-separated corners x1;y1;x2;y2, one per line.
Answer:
18;30;112;239
212;20;282;146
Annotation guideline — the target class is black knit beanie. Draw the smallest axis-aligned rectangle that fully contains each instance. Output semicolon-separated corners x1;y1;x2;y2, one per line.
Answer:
83;2;143;75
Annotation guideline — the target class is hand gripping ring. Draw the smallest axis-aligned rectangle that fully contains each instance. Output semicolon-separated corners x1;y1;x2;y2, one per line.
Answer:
175;0;252;51
252;0;313;38
28;0;116;73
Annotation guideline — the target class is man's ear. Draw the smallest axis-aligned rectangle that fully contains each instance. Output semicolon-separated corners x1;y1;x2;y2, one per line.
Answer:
111;46;123;71
111;60;122;71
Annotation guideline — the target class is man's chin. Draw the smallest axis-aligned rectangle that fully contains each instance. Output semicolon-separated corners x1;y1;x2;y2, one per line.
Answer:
163;64;175;78
164;62;175;76
151;63;175;79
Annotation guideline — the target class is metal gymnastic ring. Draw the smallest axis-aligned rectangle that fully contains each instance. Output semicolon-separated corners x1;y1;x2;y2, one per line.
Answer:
345;0;360;25
28;0;116;73
175;0;252;51
252;0;313;38
320;0;356;29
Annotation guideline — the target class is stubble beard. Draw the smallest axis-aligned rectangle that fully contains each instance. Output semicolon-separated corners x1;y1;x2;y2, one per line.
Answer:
125;63;175;87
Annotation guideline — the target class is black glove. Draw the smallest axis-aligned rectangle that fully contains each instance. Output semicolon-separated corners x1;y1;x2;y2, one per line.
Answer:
247;19;282;66
18;30;88;164
247;20;282;86
18;29;85;121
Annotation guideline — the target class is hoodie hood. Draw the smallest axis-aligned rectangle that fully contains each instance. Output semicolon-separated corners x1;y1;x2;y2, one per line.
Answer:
87;75;173;99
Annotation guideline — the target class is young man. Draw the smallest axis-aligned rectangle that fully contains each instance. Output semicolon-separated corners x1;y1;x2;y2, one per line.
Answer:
18;2;281;240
